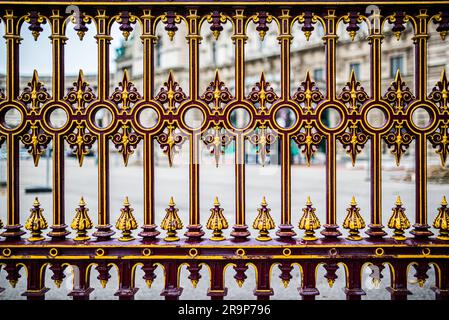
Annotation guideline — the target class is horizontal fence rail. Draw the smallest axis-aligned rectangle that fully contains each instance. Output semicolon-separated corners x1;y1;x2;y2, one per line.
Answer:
0;0;449;300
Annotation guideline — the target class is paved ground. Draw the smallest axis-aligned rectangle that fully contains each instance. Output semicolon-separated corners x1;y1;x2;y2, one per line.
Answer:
0;150;445;300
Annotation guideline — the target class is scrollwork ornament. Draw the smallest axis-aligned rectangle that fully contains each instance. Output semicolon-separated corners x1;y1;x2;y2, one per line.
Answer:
247;125;277;166
343;11;363;41
18;70;51;111
110;70;142;110
116;11;137;41
297;11;318;41
207;11;227;40
338;70;369;112
428;122;449;167
161;11;181;41
20;123;52;167
293;123;324;166
253;11;272;40
337;122;369;166
292;71;324;112
383;123;414;166
202;125;232;167
201;70;233;111
434;11;449;40
155;71;187;112
388;11;409;40
24;11;47;41
247;72;278;111
383;70;415;112
428;69;448;111
64;70;96;112
155;124;187;167
65;123;97;166
70;11;91;40
110;123;143;166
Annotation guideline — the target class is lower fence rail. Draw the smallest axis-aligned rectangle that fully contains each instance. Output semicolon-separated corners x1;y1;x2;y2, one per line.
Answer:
1;239;448;300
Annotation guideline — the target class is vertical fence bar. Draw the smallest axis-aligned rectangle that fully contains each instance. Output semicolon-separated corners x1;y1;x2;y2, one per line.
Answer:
366;12;387;238
92;9;114;240
411;9;433;239
139;9;160;240
185;9;204;240
1;10;25;240
48;9;69;240
230;9;250;241
321;10;341;238
276;9;296;240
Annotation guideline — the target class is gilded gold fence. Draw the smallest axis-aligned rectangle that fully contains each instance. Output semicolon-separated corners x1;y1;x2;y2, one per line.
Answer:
0;0;448;300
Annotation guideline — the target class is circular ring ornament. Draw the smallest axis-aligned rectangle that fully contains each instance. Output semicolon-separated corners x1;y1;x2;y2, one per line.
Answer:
138;107;159;129
236;248;246;257
366;107;388;129
328;248;338;256
182;107;205;130
422;247;431;256
282;248;292;257
189;248;199;257
2;248;12;257
2;107;23;129
375;248;385;256
91;107;114;130
47;107;69;129
229;107;252;130
411;107;432;129
49;248;59;257
95;248;105;256
142;248;152;256
274;107;298;129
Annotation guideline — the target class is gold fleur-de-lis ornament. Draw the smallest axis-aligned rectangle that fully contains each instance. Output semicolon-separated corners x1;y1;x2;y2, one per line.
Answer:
160;197;183;242
253;196;275;241
24;197;48;242
116;197;138;242
343;196;366;241
388;196;410;241
433;196;449;240
206;197;228;241
298;197;321;241
71;197;93;241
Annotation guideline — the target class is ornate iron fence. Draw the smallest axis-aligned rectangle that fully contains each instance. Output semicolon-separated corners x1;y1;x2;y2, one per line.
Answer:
0;0;448;301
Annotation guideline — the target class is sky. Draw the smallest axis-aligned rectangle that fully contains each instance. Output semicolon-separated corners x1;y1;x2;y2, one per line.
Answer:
0;20;124;77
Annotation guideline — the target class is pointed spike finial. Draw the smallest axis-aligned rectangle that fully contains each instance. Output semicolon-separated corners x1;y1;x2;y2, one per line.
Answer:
169;196;175;207
395;196;402;206
33;197;40;207
351;196;357;206
214;196;220;206
79;196;86;206
441;68;447;81
306;196;312;206
442;196;448;206
124;196;130;206
214;69;220;82
261;196;267;206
